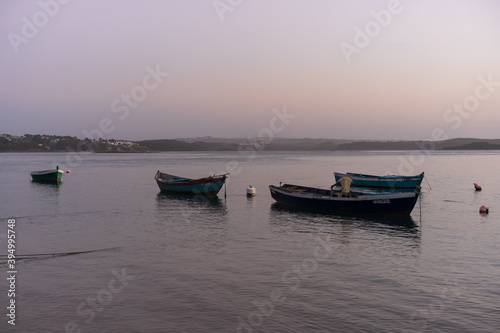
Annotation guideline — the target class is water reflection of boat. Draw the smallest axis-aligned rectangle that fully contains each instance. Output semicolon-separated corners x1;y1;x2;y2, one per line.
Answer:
156;192;225;206
270;202;419;229
30;180;62;200
155;193;228;248
155;192;227;224
30;181;62;189
28;178;62;209
269;202;421;250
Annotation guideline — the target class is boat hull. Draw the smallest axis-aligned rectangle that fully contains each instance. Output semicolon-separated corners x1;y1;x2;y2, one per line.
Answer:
155;171;227;196
269;184;419;214
334;172;424;189
30;169;63;183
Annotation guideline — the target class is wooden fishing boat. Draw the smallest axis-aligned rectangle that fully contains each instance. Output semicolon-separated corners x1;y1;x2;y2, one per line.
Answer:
334;172;424;189
155;171;228;196
30;166;63;183
269;183;420;214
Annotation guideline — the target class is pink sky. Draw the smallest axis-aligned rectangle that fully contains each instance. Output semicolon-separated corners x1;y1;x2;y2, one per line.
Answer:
1;0;499;140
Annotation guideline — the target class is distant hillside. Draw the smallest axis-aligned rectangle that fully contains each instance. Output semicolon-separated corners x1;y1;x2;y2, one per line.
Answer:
138;139;239;151
140;138;349;151
0;134;150;153
176;137;349;150
3;134;500;152
335;138;500;151
336;141;422;150
263;138;343;151
435;138;500;149
442;142;500;150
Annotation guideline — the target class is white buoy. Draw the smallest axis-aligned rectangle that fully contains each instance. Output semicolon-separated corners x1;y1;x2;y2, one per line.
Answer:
246;185;256;197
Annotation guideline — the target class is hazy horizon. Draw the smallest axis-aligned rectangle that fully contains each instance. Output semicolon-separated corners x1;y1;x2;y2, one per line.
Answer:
2;0;500;141
5;133;500;144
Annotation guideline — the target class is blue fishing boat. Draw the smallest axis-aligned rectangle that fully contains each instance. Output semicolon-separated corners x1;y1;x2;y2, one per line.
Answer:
334;172;424;189
155;171;228;196
269;184;420;214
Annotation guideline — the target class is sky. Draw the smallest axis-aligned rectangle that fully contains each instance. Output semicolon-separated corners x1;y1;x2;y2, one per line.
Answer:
1;0;500;141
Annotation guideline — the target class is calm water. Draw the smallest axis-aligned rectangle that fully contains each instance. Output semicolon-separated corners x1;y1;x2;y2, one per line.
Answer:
1;151;499;333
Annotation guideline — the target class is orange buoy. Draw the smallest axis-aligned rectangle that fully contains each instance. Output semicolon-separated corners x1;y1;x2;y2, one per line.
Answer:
66;170;71;174
479;205;489;214
474;183;481;191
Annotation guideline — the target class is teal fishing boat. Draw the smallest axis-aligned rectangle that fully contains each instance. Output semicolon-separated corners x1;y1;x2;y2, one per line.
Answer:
30;166;63;183
155;171;228;196
334;172;424;189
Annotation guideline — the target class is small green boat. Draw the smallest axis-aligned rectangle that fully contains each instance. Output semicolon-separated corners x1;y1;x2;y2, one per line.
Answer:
30;166;64;183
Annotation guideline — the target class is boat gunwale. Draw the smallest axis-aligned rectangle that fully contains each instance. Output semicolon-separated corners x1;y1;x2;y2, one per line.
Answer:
336;172;424;181
334;172;424;189
155;171;227;186
30;169;64;176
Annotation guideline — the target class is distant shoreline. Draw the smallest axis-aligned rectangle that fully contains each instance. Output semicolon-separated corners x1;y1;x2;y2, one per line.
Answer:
2;134;500;153
3;148;500;154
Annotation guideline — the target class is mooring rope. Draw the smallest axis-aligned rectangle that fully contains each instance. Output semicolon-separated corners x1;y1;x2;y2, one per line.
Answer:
424;175;432;191
0;247;119;264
